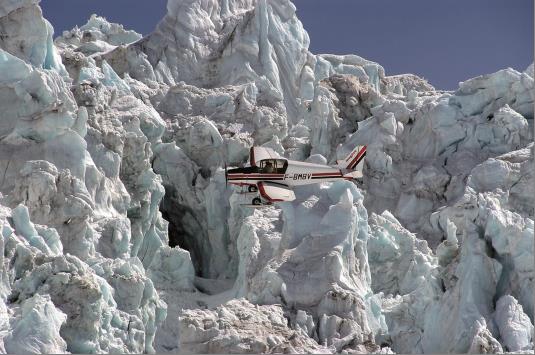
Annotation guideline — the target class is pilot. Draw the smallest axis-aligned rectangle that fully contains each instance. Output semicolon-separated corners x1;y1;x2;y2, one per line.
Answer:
264;161;274;173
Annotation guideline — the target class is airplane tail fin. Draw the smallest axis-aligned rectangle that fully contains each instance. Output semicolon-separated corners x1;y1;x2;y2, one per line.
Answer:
337;145;367;176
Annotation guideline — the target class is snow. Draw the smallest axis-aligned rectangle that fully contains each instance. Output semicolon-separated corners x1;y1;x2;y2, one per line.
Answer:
467;318;503;354
178;298;330;353
494;295;534;352
55;14;142;57
0;0;532;353
0;0;66;74
4;294;67;354
147;245;196;291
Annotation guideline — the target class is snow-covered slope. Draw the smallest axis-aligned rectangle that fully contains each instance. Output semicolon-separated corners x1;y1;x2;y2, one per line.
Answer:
0;0;532;353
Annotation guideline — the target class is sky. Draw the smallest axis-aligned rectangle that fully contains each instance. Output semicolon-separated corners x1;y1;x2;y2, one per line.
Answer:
41;0;533;90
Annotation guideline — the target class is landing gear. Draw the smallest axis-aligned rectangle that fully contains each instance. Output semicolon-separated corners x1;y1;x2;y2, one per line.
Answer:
252;197;262;205
248;185;258;193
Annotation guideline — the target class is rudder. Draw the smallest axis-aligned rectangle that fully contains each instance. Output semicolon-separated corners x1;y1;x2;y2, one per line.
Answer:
337;145;367;173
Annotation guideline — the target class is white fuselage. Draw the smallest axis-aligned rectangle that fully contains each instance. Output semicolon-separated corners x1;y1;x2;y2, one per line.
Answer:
283;161;344;186
227;160;349;187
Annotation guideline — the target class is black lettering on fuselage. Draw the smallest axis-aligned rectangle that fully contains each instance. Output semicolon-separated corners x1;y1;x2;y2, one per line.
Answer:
291;173;312;180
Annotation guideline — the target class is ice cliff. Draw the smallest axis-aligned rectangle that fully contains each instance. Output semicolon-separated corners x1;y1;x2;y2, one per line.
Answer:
0;0;532;353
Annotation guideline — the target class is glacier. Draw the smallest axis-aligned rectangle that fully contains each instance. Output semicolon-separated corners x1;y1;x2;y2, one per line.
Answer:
0;0;532;353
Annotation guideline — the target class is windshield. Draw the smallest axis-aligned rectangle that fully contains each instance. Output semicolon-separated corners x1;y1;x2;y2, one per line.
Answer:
259;159;287;173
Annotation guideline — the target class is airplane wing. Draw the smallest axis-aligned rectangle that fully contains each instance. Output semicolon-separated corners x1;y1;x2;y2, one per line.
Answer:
257;182;295;202
249;147;281;166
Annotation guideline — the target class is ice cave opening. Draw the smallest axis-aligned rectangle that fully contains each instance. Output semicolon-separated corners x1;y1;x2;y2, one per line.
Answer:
160;186;211;277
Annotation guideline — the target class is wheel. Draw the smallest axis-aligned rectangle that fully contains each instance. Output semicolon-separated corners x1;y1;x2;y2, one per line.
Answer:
248;185;258;192
252;197;262;205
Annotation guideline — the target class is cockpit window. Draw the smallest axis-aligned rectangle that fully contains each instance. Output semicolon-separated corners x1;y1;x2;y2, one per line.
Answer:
259;159;287;173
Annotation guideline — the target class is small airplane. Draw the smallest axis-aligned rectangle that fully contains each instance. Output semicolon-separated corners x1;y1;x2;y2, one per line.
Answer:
225;145;366;206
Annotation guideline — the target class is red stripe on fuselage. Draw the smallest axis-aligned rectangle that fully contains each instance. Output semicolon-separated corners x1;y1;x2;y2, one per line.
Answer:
227;174;284;179
227;173;284;176
311;172;343;177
